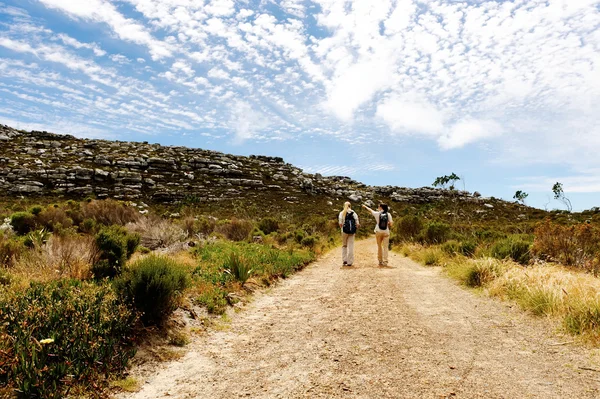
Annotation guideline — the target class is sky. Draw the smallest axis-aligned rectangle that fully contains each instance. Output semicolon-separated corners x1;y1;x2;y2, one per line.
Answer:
0;0;598;211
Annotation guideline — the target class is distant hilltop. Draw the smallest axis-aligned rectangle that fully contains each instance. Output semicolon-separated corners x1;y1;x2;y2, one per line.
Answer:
1;124;493;207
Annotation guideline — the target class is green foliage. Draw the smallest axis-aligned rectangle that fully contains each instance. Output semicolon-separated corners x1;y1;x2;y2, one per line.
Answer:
0;280;136;398
116;255;190;326
29;206;43;216
395;215;423;242
459;240;477;257
196;287;228;314
513;190;529;205
490;236;532;264
24;229;51;249
432;173;460;190
92;226;140;279
300;235;317;249
552;182;572;212
10;212;37;235
257;217;279;235
224;252;253;285
423;221;450;244
0;234;25;267
464;260;504;288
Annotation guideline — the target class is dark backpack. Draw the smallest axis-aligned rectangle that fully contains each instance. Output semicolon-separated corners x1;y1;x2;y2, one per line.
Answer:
343;211;357;234
378;212;389;230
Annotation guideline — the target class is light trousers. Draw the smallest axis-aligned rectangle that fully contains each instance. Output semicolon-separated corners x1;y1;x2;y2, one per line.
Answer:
376;232;390;266
342;233;355;265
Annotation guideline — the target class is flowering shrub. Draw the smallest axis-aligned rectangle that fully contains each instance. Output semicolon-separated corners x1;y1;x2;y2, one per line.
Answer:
0;280;137;398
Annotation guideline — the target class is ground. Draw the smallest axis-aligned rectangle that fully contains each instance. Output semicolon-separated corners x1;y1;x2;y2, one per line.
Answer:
120;240;600;399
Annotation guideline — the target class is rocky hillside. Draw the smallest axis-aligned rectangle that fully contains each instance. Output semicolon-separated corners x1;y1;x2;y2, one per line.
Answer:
0;124;516;214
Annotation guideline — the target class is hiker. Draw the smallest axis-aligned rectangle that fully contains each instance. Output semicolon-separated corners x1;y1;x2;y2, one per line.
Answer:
362;203;393;266
338;201;360;266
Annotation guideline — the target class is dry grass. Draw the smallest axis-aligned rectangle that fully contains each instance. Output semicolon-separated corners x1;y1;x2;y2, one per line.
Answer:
11;235;97;283
83;199;140;226
403;244;600;341
126;216;187;250
111;377;141;392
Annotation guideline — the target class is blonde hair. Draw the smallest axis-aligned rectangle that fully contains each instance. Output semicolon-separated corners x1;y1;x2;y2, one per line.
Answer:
341;201;352;221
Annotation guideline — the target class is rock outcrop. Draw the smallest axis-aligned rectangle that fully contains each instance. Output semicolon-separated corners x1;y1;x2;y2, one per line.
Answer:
0;124;489;205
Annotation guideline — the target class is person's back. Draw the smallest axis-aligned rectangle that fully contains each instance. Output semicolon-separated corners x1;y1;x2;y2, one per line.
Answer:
361;203;393;266
338;202;359;266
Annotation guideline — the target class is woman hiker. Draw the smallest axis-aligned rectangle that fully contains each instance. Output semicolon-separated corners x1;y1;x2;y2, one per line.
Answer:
362;203;393;266
338;201;360;266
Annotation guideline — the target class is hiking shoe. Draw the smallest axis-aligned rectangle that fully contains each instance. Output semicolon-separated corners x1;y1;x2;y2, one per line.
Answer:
343;261;348;266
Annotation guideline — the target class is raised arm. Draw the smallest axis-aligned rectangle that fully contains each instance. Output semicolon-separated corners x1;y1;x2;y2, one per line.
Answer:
361;204;378;218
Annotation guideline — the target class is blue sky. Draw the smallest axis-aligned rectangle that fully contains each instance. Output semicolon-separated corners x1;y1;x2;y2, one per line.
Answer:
0;0;599;211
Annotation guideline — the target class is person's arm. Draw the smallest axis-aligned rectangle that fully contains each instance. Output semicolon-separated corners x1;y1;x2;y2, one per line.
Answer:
338;212;343;228
362;204;378;218
388;213;393;228
353;211;360;228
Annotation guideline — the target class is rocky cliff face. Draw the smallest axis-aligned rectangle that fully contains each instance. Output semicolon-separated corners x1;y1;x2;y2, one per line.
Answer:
0;124;486;205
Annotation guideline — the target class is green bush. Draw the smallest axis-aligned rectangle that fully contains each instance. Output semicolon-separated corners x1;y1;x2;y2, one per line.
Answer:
459;240;478;257
216;218;254;241
441;240;461;255
196;287;228;314
92;226;140;279
395;215;424;241
294;229;306;244
116;255;190;326
224;252;253;285
0;280;136;398
423;221;450;244
257;217;279;235
0;234;25;267
301;235;317;249
30;205;43;216
490;236;532;265
10;212;37;235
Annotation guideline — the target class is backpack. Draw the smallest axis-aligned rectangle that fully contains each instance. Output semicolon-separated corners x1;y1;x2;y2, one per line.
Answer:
343;211;357;234
378;212;389;230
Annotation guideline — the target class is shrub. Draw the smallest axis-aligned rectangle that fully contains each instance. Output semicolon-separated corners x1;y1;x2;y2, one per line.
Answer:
423;221;450;244
459;240;478;257
465;259;504;287
196;286;228;314
395;215;424;241
79;218;97;234
224;252;253;285
0;234;25;267
10;211;37;235
0;280;136;398
195;216;216;237
216;218;254;241
422;248;442;265
294;229;306;244
83;199;140;226
258;217;279;235
442;240;461;255
126;217;186;250
37;206;73;232
92;226;139;279
116;255;189;326
30;205;43;216
532;219;600;270
301;235;318;249
490;236;531;264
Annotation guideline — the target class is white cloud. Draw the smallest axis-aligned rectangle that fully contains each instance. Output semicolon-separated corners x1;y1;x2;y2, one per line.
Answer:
57;34;106;56
38;0;172;59
439;119;503;150
376;95;445;136
231;100;269;144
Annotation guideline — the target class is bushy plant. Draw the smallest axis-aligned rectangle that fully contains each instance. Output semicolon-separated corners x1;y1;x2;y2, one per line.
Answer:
441;240;461;255
257;217;279;235
83;199;140;226
216;218;254;241
37;206;73;233
423;221;450;244
126;217;186;250
465;259;504;287
459;240;478;257
0;234;25;267
0;280;136;398
490;236;531;264
10;212;37;235
30;205;43;216
92;226;139;279
301;235;318;249
532;219;600;270
395;215;424;241
196;286;228;314
224;252;253;285
116;255;189;326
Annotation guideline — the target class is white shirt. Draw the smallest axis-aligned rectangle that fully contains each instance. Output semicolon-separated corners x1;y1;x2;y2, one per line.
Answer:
370;210;393;234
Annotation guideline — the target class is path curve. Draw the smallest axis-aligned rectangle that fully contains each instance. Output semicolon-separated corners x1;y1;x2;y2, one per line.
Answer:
122;240;600;398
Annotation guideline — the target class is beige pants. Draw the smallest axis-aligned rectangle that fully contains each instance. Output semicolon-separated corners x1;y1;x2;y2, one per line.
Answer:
342;233;355;265
376;232;390;266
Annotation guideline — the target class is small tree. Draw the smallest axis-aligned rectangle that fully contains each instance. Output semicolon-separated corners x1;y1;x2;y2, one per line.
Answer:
513;190;529;205
552;182;572;212
433;173;460;190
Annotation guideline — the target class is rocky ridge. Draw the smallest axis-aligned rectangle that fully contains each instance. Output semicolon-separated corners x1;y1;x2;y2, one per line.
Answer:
0;125;489;206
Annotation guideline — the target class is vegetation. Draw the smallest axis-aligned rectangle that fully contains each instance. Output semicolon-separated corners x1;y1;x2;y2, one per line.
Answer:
513;190;529;205
552;182;572;212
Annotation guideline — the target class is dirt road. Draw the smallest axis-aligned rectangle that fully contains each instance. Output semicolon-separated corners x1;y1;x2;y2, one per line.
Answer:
122;240;600;398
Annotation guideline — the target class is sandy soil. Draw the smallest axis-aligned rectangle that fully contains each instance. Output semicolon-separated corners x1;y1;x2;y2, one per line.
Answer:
120;240;600;399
